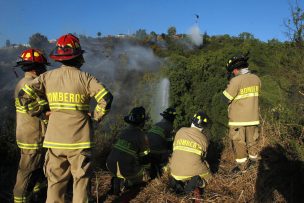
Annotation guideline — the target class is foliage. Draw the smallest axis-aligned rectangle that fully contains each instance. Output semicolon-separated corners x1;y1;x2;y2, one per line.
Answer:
162;32;303;150
29;33;51;51
285;0;304;47
134;29;148;41
167;26;177;37
1;24;304;201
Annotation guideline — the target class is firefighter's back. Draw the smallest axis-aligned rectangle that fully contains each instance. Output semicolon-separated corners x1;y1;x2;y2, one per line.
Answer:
15;74;43;146
228;73;261;126
147;119;173;153
42;65;94;148
170;127;208;178
107;126;144;178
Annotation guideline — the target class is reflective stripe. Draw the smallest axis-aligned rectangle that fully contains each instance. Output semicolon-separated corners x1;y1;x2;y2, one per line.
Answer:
43;141;93;149
234;92;259;100
148;126;165;140
139;149;150;156
95;88;108;102
15;99;40;113
229;121;260;126
114;144;137;157
236;157;247;163
16;109;27;113
249;154;258;159
96;105;109;113
49;102;89;111
173;146;202;156
17;141;42;149
38;99;48;105
27;101;39;110
14;196;27;203
143;163;151;169
33;182;41;193
22;85;37;99
117;167;144;180
171;172;209;181
223;90;234;100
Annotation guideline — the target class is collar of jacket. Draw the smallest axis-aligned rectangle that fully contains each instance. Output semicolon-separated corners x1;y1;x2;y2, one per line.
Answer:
24;71;37;79
190;124;203;132
61;64;80;70
160;118;171;123
239;68;250;75
127;125;143;131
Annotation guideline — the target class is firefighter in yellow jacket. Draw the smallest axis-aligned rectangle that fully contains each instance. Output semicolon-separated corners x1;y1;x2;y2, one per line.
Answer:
18;34;113;202
147;107;176;179
13;48;49;203
169;112;212;195
223;53;261;172
106;106;150;195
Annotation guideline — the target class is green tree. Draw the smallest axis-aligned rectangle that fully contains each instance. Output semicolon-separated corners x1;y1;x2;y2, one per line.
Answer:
239;32;255;40
150;31;157;42
167;26;177;37
285;0;304;46
134;29;148;40
29;33;50;50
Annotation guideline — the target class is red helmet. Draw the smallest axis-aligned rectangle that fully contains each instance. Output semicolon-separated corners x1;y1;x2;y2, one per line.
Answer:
50;33;84;61
15;48;50;67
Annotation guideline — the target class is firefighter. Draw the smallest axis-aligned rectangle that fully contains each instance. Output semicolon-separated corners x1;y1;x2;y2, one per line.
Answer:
169;112;212;196
223;53;261;172
106;106;150;195
18;33;113;203
13;48;49;203
147;107;176;179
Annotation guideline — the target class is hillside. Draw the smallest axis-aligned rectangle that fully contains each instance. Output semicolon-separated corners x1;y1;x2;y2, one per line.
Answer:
0;32;303;202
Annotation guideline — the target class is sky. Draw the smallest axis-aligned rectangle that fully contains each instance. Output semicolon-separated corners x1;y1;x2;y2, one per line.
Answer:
0;0;297;46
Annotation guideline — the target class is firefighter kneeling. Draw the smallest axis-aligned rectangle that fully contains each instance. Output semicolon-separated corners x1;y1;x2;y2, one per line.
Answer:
106;107;150;195
147;107;176;179
168;112;212;196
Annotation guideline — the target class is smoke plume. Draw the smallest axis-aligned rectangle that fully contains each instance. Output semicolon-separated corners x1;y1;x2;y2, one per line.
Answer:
188;25;203;46
0;35;163;121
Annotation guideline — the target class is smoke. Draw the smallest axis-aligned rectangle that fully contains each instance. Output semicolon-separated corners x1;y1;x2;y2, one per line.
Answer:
188;25;203;46
0;36;163;120
80;38;162;116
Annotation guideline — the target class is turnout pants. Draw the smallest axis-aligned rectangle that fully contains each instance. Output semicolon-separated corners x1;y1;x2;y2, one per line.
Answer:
106;162;145;187
229;126;259;164
150;152;170;179
13;148;45;203
44;148;92;203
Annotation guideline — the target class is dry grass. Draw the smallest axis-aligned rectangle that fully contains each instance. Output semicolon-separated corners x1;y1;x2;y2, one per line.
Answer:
90;121;304;202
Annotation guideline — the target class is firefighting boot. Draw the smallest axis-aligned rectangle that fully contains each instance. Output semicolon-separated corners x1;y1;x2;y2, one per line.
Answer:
232;161;249;173
110;177;124;195
184;176;206;194
30;181;47;203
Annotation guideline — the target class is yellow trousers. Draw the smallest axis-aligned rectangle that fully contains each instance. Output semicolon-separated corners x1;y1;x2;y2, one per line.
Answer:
229;126;259;162
44;148;92;203
13;148;45;203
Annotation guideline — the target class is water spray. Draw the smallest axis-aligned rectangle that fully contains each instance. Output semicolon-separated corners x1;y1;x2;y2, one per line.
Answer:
151;78;170;122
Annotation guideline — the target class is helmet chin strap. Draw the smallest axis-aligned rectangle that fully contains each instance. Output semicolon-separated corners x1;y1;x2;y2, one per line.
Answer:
191;123;203;131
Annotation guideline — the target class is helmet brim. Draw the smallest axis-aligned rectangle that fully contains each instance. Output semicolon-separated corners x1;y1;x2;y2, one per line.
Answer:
14;61;50;67
50;50;84;62
124;116;139;124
